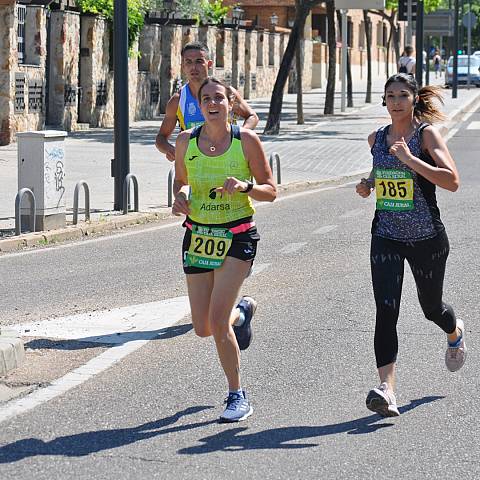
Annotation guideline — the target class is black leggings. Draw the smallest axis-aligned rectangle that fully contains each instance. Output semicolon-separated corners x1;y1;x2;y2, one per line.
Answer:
370;230;456;368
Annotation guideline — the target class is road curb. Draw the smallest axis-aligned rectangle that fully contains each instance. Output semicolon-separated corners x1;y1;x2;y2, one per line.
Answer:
1;91;479;256
0;211;172;253
0;331;25;377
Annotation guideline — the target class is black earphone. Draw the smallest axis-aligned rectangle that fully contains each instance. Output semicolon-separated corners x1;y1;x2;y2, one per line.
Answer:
382;96;418;107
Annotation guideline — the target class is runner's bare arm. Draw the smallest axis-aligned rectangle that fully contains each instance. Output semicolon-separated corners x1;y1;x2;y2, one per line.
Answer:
240;129;276;201
356;131;376;197
392;126;459;192
155;94;180;162
172;131;191;216
231;87;259;130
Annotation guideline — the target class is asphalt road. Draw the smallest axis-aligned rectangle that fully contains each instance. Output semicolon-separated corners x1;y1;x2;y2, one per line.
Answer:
0;108;479;479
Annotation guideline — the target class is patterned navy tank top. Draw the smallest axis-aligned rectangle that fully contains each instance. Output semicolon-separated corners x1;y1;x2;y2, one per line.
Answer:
371;123;444;241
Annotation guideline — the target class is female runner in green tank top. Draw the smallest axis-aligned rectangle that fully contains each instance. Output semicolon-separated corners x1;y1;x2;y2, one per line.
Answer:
172;77;276;422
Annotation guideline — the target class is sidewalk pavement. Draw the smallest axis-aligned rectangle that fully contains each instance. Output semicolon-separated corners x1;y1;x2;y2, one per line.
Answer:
1;75;480;251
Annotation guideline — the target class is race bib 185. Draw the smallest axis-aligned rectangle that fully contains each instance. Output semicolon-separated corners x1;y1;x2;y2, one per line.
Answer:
375;168;414;211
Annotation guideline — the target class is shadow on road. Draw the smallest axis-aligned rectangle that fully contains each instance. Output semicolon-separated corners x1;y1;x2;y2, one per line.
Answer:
23;323;193;351
0;406;215;463
0;396;444;463
178;395;445;454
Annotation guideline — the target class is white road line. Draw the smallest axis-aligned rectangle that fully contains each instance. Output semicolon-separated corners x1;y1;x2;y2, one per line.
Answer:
467;121;480;129
279;242;307;255
0;297;190;424
445;108;478;142
250;262;270;276
312;225;338;235
11;296;190;344
340;208;365;219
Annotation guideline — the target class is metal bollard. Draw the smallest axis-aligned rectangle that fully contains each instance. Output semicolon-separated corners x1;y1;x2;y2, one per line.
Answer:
15;188;36;235
269;152;282;185
72;181;91;225
168;166;174;208
123;174;139;214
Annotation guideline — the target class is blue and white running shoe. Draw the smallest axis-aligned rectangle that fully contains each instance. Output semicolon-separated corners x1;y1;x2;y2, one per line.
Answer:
219;390;253;423
233;296;257;350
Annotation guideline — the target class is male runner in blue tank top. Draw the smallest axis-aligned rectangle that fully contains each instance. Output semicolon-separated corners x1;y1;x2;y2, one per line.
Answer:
155;41;258;162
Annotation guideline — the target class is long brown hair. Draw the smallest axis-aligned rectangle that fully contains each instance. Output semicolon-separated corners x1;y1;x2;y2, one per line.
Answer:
384;73;446;124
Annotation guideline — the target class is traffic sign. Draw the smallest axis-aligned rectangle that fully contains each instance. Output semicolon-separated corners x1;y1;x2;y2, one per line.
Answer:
334;0;385;8
463;11;477;29
424;10;454;36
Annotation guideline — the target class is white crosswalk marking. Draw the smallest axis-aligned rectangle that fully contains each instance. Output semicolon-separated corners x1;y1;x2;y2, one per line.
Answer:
467;121;480;130
279;242;307;254
0;297;191;423
312;225;338;235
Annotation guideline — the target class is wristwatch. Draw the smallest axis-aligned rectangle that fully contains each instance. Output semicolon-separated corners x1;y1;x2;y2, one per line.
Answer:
241;180;254;193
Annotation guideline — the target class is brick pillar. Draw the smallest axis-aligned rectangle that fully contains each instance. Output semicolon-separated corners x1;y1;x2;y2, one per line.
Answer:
48;10;80;131
0;1;15;145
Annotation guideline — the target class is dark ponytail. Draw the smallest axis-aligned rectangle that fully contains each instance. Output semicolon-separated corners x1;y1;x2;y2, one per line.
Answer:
415;85;446;124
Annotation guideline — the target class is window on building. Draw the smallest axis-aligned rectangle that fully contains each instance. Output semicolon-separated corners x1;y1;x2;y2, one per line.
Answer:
17;4;26;64
383;23;388;47
347;18;353;48
359;21;365;49
312;13;327;42
216;30;224;68
257;33;264;67
376;22;383;46
268;34;275;66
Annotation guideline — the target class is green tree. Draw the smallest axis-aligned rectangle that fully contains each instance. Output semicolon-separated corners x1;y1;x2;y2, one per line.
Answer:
264;0;323;134
76;0;149;55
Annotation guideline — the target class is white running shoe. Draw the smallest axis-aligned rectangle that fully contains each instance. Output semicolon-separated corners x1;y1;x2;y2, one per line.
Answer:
219;390;253;423
366;382;400;417
445;319;467;372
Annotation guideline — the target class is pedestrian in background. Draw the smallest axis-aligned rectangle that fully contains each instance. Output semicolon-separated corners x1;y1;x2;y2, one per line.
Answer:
356;73;466;417
172;77;276;422
398;46;416;75
433;50;442;79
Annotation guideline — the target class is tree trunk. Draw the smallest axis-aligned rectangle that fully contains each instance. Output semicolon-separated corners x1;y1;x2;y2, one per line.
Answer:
296;25;304;124
363;10;372;103
347;49;353;107
324;0;336;115
263;7;309;135
336;10;353;107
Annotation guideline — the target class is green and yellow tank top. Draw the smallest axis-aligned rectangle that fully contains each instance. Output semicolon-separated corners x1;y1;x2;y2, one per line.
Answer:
185;125;255;224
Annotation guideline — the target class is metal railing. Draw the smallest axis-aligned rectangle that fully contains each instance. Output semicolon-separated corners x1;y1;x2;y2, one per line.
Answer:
269;152;282;184
15;188;36;235
123;174;139;214
72;180;91;225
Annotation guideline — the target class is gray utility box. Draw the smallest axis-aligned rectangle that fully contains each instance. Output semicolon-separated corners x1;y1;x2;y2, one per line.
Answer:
17;130;68;231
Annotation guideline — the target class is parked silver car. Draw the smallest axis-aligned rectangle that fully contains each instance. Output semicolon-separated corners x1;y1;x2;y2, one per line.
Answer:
445;55;480;87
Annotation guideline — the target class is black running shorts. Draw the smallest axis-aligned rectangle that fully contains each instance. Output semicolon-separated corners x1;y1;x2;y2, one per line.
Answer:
181;218;259;274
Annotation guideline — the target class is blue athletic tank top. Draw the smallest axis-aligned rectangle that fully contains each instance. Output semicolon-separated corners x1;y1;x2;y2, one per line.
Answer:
176;83;205;131
371;123;444;241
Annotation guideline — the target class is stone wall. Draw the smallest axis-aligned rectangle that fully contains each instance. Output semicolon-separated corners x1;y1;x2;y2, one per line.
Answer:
0;1;16;145
78;14;112;127
48;10;80;130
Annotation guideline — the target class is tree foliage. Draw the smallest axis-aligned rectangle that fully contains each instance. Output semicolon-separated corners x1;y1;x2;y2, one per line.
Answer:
176;0;231;24
76;0;149;55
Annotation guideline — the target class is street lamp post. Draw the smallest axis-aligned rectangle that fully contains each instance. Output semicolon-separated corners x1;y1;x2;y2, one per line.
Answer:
113;0;130;210
232;6;244;25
